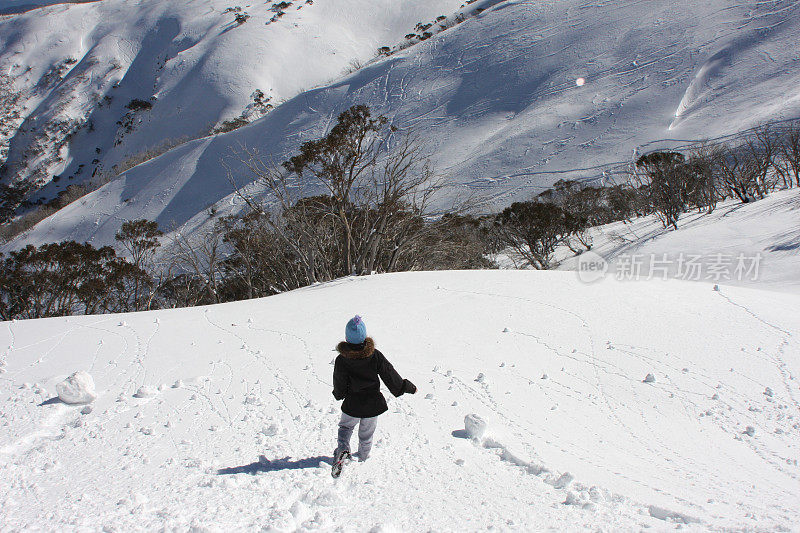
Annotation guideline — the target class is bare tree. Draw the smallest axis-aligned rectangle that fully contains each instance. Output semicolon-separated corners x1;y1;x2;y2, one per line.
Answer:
171;228;225;305
686;143;720;214
349;134;443;274
227;105;448;284
397;214;494;271
713;143;759;203
778;122;800;188
744;126;780;198
115;219;162;310
635;151;689;229
282;105;389;275
217;211;309;298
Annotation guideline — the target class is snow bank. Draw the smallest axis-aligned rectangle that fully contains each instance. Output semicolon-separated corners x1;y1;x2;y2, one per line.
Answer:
55;371;96;405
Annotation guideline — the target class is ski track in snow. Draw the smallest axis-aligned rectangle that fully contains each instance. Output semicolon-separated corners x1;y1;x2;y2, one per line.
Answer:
715;289;800;411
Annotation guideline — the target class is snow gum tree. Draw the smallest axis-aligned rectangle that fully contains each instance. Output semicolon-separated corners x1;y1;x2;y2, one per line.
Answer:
115;219;163;310
231;105;447;284
635;151;690;230
0;242;149;319
496;201;575;269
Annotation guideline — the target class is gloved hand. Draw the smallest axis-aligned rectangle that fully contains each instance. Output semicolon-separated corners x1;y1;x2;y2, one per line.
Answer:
403;380;417;394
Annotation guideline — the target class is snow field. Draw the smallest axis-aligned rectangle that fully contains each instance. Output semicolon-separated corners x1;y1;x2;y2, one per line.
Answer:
1;270;799;530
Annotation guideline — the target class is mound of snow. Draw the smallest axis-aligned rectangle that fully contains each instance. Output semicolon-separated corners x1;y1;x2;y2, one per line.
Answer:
546;472;575;490
55;371;97;405
564;490;595;510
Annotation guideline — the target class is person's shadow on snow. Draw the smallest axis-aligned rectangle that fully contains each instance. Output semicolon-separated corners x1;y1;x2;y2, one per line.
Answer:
217;455;331;475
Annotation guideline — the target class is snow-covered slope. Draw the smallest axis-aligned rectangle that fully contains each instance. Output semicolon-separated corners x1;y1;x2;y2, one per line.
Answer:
1;271;799;530
0;1;91;16
6;0;800;251
0;0;463;189
553;188;800;293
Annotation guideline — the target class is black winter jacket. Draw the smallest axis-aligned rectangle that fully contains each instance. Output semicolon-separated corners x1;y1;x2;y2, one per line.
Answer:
332;337;415;418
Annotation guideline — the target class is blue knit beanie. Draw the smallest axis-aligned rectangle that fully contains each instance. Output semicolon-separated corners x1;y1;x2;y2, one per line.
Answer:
345;315;367;344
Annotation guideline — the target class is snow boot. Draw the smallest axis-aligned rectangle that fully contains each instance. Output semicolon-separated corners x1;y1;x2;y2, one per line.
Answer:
331;448;351;478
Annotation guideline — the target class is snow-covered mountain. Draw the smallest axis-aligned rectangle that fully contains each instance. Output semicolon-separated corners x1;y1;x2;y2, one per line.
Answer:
0;0;465;197
1;270;799;530
3;0;800;250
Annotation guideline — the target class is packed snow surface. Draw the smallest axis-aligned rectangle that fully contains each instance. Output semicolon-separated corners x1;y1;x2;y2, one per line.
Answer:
1;270;799;530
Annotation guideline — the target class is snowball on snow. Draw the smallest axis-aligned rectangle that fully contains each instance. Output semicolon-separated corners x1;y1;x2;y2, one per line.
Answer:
56;371;97;405
133;386;158;399
464;413;488;440
261;424;279;436
548;471;574;489
643;373;656;383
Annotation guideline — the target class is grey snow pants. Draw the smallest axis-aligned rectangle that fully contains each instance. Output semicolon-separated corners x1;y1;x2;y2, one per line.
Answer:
337;413;378;460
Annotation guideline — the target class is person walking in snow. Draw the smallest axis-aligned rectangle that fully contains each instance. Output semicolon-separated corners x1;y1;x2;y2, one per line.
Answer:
331;315;416;474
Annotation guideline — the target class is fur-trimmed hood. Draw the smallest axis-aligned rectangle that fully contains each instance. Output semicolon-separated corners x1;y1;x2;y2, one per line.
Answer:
336;337;375;359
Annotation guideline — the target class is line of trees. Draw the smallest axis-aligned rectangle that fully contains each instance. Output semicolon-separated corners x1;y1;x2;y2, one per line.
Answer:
2;109;798;320
495;122;800;269
1;106;493;319
0;240;149;320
